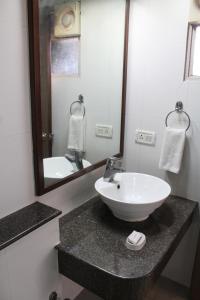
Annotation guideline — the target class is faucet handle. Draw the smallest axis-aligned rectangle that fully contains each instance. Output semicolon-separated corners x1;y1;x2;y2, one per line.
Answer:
107;157;122;168
107;156;121;162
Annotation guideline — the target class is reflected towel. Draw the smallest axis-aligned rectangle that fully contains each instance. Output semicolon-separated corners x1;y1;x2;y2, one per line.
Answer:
159;127;186;174
68;115;85;151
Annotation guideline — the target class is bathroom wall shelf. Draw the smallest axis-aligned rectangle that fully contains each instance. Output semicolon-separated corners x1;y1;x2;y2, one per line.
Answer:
57;196;198;300
0;202;61;251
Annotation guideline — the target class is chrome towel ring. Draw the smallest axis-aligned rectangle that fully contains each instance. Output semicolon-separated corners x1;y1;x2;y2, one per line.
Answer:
70;94;86;117
165;101;191;131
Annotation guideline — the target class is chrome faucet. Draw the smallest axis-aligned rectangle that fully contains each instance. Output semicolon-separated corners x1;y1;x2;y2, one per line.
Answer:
74;151;83;171
65;151;83;171
103;157;125;183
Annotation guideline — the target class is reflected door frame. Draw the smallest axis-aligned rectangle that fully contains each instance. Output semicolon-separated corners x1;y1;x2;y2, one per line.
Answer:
40;7;52;158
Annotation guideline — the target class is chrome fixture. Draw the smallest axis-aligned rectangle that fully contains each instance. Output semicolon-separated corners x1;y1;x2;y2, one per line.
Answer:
74;151;84;171
103;157;125;183
42;132;54;141
165;101;191;131
70;94;86;117
65;151;84;171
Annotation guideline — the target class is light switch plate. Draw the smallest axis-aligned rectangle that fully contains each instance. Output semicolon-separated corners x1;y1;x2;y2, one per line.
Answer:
96;125;113;138
135;130;156;145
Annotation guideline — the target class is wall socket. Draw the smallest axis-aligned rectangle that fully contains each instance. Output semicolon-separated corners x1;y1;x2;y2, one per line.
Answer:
135;130;156;145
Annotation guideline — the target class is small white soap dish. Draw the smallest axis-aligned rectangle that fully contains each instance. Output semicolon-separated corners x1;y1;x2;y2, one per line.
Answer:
125;230;146;251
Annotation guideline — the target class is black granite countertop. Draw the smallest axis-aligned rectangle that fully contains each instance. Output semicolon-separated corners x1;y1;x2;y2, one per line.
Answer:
0;202;61;250
57;196;198;300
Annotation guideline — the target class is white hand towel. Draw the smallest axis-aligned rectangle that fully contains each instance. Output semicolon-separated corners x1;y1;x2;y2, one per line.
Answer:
68;115;85;152
159;127;186;174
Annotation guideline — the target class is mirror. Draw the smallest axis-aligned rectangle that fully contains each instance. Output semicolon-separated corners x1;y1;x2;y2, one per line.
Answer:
28;0;130;195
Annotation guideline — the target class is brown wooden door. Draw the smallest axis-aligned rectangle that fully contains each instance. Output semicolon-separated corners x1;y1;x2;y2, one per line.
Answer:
40;7;52;158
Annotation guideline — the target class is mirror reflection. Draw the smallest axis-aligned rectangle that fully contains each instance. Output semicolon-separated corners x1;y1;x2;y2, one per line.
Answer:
39;0;127;187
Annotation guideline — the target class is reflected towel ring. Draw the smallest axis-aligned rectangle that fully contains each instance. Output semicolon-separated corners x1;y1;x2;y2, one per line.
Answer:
70;94;86;117
165;101;190;131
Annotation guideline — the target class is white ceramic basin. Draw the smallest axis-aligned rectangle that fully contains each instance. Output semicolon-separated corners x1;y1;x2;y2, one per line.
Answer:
43;157;91;179
95;173;171;222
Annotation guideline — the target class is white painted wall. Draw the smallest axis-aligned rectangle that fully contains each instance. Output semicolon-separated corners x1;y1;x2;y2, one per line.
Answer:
0;220;60;300
0;0;199;299
125;0;200;287
0;0;103;225
0;1;102;299
52;0;125;164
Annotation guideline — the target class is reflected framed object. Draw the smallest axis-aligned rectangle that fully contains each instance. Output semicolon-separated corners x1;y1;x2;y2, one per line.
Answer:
51;38;80;76
27;0;130;195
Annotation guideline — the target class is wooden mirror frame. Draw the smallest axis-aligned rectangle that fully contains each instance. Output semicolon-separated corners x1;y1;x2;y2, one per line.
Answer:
27;0;130;196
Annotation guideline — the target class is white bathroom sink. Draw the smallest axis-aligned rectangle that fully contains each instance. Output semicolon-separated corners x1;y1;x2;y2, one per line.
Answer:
43;157;91;179
95;173;171;222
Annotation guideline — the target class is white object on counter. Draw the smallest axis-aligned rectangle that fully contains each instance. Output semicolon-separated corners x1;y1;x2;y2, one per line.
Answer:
125;231;146;251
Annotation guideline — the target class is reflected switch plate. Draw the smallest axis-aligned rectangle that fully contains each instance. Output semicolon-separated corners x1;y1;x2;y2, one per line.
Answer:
96;125;113;138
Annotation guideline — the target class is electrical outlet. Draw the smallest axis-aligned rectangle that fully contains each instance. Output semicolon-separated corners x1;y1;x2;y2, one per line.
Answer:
135;130;156;145
96;124;113;138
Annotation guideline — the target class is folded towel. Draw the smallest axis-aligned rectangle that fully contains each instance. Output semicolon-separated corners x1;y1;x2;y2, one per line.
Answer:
159;127;186;174
68;115;85;152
